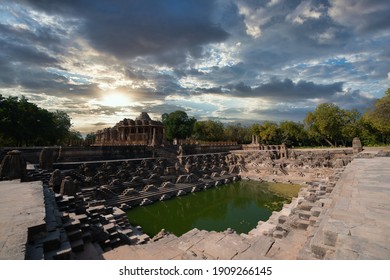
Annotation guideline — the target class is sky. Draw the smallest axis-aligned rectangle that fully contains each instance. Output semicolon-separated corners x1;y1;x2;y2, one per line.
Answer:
0;0;389;134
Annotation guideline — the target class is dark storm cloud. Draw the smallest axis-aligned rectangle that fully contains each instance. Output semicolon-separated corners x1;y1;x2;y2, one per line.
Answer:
242;79;343;100
1;0;389;132
329;0;390;34
328;89;376;112
197;78;344;101
20;0;229;63
0;29;58;66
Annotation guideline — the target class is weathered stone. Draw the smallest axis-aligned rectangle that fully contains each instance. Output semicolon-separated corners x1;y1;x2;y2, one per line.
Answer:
323;230;338;247
49;169;62;193
0;150;27;181
39;147;54;171
60;176;76;196
352;137;363;154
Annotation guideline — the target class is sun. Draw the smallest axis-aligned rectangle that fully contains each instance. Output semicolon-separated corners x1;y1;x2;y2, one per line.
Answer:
99;92;131;107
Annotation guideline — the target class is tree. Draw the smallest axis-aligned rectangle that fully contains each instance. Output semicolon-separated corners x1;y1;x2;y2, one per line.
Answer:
161;111;196;141
358;116;383;146
340;109;361;146
304;103;346;146
363;89;390;144
279;121;307;147
0;94;78;146
251;121;281;144
224;123;251;144
192;120;225;141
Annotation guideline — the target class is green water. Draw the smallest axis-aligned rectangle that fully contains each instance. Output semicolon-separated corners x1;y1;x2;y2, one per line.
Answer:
126;180;300;237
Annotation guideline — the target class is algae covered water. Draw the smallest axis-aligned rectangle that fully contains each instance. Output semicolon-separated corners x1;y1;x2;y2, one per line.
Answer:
126;180;301;237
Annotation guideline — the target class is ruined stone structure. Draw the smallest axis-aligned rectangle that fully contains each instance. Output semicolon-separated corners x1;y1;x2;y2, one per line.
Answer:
4;132;390;260
94;112;164;147
0;150;27;181
352;137;363;154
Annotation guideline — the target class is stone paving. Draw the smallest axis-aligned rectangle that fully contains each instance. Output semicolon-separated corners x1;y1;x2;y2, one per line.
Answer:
103;228;274;260
300;153;390;259
0;180;45;260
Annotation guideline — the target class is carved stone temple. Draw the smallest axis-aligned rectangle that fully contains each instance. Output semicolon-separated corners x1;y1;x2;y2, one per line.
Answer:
94;112;164;146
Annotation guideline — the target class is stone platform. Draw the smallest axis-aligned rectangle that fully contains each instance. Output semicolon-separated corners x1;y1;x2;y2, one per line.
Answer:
301;154;390;259
0;180;45;259
103;228;274;260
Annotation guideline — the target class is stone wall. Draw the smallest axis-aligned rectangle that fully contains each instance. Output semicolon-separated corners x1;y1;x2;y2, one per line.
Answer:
1;146;154;164
180;144;242;155
230;148;353;184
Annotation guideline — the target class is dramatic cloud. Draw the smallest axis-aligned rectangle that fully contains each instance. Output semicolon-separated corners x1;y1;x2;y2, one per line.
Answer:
328;0;390;33
197;78;344;101
20;0;229;62
0;0;388;133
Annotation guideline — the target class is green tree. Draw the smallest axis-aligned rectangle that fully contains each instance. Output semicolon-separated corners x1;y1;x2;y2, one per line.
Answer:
192;120;225;141
363;89;390;144
52;110;72;144
0;95;77;146
304;103;346;146
340;109;361;146
251;121;281;144
279;121;307;147
224;123;251;144
162;111;196;141
358;116;383;146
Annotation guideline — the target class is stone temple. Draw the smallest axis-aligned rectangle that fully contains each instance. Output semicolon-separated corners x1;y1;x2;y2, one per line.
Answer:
94;112;164;147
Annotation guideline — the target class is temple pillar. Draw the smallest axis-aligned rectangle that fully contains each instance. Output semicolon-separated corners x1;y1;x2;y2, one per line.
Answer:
151;127;157;147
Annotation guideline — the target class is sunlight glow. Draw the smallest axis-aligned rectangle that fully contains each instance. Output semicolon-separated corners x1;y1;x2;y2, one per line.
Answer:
99;92;132;107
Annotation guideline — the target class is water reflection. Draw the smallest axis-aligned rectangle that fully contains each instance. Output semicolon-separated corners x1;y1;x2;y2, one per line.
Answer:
127;180;294;237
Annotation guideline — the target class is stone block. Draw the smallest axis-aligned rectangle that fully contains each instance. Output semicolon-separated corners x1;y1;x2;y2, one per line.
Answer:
297;210;311;220
103;223;116;233
310;206;322;217
67;229;83;242
70;239;84;252
297;219;310;230
272;230;285;239
64;219;81;232
298;201;316;211
42;230;61;252
45;238;72;260
309;216;318;226
278;215;288;224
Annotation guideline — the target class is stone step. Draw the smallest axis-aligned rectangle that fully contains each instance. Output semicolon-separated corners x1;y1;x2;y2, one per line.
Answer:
70;239;84;252
67;229;83;242
273;230;286;239
42;230;61;252
82;232;92;243
310;206;322;217
297;210;312;220
298;201;317;211
297;219;310;230
103;223;116;233
64;219;81;232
